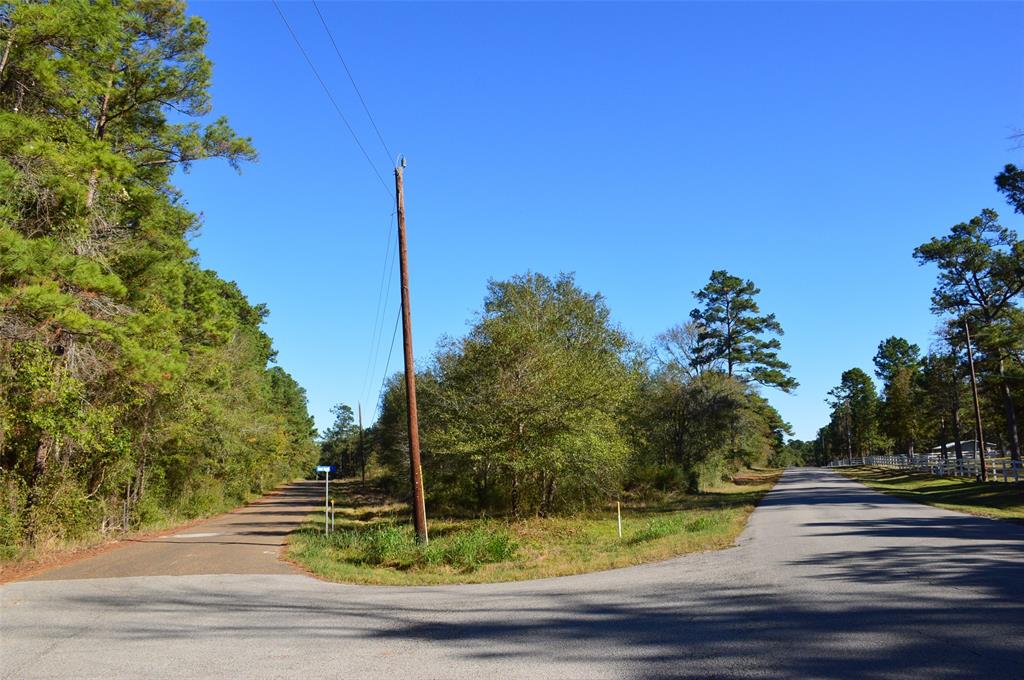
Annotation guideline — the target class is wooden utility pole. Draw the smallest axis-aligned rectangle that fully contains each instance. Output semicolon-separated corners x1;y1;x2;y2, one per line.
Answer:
395;158;428;543
357;402;365;482
964;322;987;481
845;404;853;466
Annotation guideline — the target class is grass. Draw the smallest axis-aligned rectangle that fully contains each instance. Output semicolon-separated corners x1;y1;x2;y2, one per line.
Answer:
838;466;1024;521
286;469;781;586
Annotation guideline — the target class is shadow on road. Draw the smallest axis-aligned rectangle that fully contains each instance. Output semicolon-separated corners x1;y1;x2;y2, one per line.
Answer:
11;469;1024;679
55;576;1023;680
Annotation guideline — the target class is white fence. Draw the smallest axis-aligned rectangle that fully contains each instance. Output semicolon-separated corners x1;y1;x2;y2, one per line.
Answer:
827;454;1023;483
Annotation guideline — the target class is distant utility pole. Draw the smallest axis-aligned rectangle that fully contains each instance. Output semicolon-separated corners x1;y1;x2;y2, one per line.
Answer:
963;322;988;482
358;402;365;482
845;404;853;466
395;157;429;543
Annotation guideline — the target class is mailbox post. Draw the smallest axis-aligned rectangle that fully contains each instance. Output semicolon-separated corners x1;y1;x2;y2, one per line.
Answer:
316;465;333;534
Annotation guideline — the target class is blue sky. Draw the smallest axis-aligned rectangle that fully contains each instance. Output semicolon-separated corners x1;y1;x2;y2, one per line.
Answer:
177;1;1023;440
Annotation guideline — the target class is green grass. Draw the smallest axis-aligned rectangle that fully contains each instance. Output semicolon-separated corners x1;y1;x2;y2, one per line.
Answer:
839;466;1024;521
286;470;780;586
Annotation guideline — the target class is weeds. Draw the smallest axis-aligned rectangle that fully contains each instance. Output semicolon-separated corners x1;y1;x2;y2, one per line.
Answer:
295;522;519;572
629;512;727;543
428;526;519;570
288;473;779;585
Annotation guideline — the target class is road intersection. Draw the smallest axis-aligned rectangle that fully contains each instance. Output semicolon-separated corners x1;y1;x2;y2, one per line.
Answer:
2;468;1022;679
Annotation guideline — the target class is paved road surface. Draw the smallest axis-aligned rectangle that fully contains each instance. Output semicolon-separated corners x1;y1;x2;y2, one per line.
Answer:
2;469;1022;679
27;480;324;580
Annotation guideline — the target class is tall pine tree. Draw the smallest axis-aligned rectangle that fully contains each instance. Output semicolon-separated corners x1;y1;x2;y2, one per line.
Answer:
689;270;798;392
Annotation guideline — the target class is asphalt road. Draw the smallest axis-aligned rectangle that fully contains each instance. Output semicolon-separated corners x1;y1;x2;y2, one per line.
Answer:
2;468;1022;679
25;480;323;580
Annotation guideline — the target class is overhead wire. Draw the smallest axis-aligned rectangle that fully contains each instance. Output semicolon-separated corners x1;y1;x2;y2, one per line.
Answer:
272;0;402;424
367;228;401;417
300;1;402;418
271;0;393;199
374;307;403;418
311;0;394;163
360;211;398;406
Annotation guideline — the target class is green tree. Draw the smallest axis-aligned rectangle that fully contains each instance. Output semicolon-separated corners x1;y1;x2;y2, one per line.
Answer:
918;344;967;464
0;0;314;554
689;270;798;392
827;368;879;459
636;331;790;492
873;337;921;455
378;273;637;516
995;163;1024;214
320;403;357;475
772;438;813;468
914;208;1023;460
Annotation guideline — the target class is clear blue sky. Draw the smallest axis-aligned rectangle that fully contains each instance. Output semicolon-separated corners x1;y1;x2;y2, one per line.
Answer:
176;1;1023;440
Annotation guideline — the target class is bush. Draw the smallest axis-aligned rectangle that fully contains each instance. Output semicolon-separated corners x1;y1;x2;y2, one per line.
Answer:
428;526;518;570
684;513;727;532
307;522;520;572
695;456;728;491
0;473;27;559
627;464;686;493
360;524;417;566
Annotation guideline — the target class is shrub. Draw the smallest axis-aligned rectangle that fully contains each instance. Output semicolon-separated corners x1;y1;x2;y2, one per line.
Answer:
630;516;681;543
360;524;417;566
627;464;686;493
440;526;518;570
695;456;728;491
685;513;727;532
0;473;27;559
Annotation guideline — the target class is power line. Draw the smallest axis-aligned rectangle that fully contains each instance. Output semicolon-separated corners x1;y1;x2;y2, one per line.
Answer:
271;0;393;198
360;212;398;405
272;0;401;427
311;0;394;163
374;306;403;419
360;212;395;400
367;226;401;407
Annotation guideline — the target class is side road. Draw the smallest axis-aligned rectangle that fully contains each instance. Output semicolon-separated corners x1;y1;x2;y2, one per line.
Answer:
23;480;323;581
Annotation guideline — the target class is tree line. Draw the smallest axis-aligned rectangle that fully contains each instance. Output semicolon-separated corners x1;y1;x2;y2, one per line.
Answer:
0;1;317;557
322;270;798;516
812;163;1023;465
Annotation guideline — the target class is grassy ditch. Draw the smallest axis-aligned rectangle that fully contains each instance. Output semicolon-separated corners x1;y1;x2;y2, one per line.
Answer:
838;466;1024;521
287;470;780;586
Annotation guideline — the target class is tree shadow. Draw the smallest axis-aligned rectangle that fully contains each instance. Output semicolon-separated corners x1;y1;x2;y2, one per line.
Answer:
12;470;1024;678
43;575;1023;679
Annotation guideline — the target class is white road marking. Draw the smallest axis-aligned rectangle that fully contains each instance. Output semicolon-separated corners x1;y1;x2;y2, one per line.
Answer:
171;532;220;538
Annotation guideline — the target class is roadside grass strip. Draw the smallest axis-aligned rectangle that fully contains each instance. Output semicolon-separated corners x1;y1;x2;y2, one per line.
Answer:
287;471;780;585
838;466;1024;521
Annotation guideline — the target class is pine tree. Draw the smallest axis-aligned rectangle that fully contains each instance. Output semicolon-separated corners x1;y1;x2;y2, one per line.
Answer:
873;337;922;455
914;208;1023;460
689;270;798;392
0;0;314;552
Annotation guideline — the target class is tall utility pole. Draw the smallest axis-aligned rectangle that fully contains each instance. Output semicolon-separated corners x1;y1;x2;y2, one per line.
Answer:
357;402;365;483
964;322;988;482
394;158;428;543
